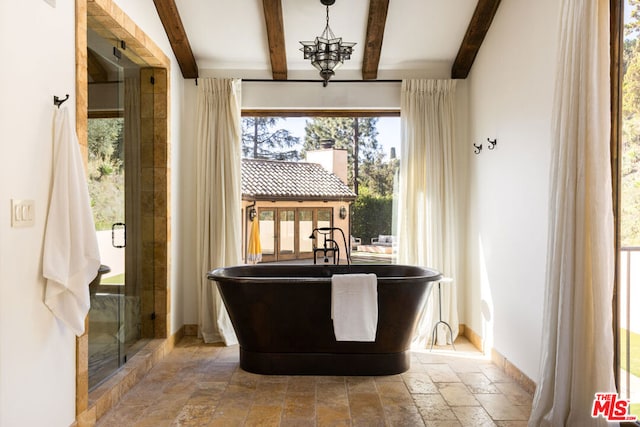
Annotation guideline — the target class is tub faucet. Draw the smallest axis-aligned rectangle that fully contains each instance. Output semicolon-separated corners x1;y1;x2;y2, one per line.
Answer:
309;227;350;265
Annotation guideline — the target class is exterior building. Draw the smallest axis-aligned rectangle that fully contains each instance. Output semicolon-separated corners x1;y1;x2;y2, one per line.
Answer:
241;148;356;263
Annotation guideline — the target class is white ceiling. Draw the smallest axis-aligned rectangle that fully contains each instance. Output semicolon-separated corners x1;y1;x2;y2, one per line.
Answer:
174;0;479;80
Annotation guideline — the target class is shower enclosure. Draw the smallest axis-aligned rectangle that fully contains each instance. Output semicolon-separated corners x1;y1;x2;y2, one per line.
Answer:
86;28;151;390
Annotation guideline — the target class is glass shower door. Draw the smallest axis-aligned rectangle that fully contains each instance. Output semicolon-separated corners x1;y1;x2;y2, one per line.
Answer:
87;28;144;390
87;45;125;388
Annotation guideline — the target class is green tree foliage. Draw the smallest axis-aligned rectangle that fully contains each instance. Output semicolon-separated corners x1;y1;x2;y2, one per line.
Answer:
351;194;394;246
242;117;301;160
87;118;124;230
301;117;398;241
360;157;399;197
302;117;396;195
623;0;640;245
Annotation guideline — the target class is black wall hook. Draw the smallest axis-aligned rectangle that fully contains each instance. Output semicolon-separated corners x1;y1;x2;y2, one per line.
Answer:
473;143;483;155
487;138;497;150
53;94;69;108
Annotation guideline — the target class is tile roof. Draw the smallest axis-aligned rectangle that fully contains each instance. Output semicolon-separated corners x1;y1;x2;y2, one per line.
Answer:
241;158;357;201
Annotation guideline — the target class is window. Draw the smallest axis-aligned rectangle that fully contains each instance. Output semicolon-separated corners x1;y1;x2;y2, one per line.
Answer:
242;113;400;265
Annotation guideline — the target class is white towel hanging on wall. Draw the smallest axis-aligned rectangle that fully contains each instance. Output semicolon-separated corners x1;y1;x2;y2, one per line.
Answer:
43;105;100;336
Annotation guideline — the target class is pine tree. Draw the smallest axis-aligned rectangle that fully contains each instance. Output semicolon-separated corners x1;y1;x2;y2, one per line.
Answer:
302;117;390;194
241;117;301;160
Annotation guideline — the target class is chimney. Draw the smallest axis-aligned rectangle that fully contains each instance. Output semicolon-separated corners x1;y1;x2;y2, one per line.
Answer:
305;140;348;185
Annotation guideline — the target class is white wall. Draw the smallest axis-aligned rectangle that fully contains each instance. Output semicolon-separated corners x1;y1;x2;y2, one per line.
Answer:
0;1;184;425
0;2;77;426
466;0;559;380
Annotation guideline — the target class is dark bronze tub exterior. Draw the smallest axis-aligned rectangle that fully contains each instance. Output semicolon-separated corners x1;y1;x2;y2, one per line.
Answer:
207;264;441;376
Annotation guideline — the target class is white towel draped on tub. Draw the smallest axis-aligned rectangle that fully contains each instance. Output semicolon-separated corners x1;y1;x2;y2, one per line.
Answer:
43;106;101;336
331;273;378;341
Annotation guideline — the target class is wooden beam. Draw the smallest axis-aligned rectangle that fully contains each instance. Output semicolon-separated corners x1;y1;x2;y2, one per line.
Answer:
153;0;198;79
451;0;501;79
362;0;390;80
262;0;288;80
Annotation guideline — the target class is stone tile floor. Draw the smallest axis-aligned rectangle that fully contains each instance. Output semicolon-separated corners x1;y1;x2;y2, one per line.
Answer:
96;336;532;426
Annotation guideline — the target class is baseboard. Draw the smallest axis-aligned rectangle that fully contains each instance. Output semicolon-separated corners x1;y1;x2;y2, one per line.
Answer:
461;324;536;395
184;324;198;336
76;326;186;426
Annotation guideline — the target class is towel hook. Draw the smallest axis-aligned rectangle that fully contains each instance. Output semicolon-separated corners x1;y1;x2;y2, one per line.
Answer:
487;138;497;150
53;94;69;108
473;143;483;155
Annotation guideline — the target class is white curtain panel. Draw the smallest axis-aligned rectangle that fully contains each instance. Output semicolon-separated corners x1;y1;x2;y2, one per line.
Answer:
397;79;460;347
195;78;242;345
528;1;616;426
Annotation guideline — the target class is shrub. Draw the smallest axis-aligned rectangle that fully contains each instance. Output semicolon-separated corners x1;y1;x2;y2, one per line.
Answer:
351;194;393;245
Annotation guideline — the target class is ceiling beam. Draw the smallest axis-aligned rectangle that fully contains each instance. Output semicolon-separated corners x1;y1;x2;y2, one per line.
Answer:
451;0;501;79
262;0;288;80
362;0;390;80
153;0;198;79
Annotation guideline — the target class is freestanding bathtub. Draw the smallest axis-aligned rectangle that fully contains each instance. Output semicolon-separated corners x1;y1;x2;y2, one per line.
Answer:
207;264;441;376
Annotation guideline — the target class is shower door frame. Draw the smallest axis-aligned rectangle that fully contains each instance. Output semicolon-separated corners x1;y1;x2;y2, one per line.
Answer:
75;0;171;418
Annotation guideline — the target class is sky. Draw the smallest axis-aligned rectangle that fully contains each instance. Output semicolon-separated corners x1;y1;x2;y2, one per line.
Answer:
282;116;401;159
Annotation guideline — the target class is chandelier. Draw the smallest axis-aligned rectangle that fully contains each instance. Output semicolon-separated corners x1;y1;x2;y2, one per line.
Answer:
299;0;356;87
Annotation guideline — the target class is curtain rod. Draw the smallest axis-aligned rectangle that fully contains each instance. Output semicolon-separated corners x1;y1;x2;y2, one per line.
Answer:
239;79;402;84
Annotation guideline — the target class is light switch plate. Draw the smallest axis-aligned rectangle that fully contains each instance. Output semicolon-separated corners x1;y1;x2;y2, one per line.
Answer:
11;199;35;228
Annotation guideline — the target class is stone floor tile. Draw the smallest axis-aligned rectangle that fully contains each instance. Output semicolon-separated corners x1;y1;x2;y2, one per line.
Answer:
133;415;174;427
383;405;425;427
212;398;252;420
171;403;216;426
377;381;413;401
283;393;316;419
437;382;479;407
447;358;488;374
316;403;351;426
244;404;282;426
352;417;386;427
279;417;317;427
475;394;529;421
403;372;438;394
346;376;377;393
480;365;512;383
96;403;147;426
375;374;403;383
141;395;190;419
348;391;386;421
425;364;462;383
414;352;454;365
424;420;462;427
451;406;497;427
413;393;458;421
253;381;288;405
317;381;348;406
458;372;500;394
286;377;317;394
187;381;227;404
93;336;534;426
493;381;533;406
495;421;530;427
208;417;245;427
